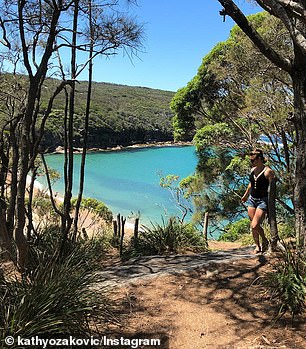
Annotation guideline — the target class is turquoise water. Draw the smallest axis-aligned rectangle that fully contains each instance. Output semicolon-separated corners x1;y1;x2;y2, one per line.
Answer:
44;146;198;224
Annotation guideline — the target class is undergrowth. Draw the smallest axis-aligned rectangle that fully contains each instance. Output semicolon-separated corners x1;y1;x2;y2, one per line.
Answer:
124;217;208;259
262;241;306;320
0;226;115;347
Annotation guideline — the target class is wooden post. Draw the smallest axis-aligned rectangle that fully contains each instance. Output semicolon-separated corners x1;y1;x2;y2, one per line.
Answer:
82;227;88;240
121;216;126;235
134;218;139;240
117;213;121;239
268;177;279;251
119;216;126;256
202;211;209;242
113;220;118;237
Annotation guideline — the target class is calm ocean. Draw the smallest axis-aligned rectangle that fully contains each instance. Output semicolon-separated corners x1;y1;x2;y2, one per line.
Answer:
44;146;198;224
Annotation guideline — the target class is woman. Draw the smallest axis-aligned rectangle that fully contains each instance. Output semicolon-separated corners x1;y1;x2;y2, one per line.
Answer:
241;149;275;253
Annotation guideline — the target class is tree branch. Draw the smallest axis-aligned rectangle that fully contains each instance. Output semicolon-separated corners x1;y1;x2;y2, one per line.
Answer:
40;153;64;217
274;0;306;19
0;17;11;49
218;0;293;74
18;0;33;77
257;0;306;56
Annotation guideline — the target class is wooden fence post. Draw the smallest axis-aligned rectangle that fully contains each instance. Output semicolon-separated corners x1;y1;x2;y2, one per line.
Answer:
113;220;118;238
119;216;126;256
268;177;279;251
117;213;121;239
134;218;139;240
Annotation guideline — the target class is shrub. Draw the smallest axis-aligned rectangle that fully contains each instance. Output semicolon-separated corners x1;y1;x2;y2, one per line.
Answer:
262;242;306;320
71;197;113;223
218;218;250;242
0;234;114;345
127;217;207;257
0;253;93;341
32;196;60;232
28;225;112;272
278;220;295;239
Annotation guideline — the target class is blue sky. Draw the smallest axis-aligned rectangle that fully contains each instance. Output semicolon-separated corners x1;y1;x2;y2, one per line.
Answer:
87;0;261;92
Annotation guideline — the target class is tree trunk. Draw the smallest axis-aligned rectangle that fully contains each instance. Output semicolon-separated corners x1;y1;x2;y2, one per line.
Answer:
14;79;38;270
268;178;279;251
202;211;209;242
0;201;13;261
73;0;93;238
26;169;37;241
7;128;19;236
292;49;306;250
59;0;79;256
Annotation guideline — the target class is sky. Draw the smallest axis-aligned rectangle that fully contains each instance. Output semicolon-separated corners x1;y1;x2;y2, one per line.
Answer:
84;0;261;92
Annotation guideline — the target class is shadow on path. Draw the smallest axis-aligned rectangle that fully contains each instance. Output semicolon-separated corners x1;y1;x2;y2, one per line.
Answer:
93;246;257;288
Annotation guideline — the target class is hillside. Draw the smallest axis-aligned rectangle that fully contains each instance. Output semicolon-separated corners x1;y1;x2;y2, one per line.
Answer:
42;79;175;150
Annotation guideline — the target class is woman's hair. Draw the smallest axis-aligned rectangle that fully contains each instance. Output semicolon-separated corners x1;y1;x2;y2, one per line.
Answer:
250;148;267;163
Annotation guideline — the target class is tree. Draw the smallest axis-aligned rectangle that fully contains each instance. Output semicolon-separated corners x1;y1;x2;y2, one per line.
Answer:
171;12;295;239
216;0;306;248
0;0;143;269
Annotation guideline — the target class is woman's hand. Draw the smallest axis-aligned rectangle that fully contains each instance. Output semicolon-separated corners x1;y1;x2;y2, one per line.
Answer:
241;194;248;203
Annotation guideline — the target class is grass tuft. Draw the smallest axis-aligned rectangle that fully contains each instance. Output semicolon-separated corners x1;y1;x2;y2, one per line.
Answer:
262;241;306;320
124;217;207;258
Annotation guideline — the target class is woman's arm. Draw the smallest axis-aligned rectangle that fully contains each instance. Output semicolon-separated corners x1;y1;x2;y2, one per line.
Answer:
241;183;251;203
265;167;276;183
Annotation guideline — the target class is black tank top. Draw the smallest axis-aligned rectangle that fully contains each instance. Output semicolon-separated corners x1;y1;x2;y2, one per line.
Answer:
249;167;269;198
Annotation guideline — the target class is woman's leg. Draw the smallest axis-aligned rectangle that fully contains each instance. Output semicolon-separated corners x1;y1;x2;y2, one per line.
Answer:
251;208;268;251
248;206;261;252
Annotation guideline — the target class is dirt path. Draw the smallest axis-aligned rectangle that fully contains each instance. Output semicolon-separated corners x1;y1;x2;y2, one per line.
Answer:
94;245;306;349
93;246;256;289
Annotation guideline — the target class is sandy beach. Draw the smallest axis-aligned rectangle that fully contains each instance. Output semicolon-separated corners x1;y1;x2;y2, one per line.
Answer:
52;141;193;154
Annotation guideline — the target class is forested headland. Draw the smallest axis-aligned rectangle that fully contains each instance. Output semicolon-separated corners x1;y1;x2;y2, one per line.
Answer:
0;75;175;151
43;79;175;150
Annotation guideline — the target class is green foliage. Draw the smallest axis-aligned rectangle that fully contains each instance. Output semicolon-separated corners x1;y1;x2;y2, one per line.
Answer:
40;79;175;149
169;11;295;229
262;243;306;320
0;242;107;341
278;221;295;240
0;224;114;343
32;197;60;230
127;217;207;257
171;10;293;150
238;233;254;246
225;155;250;175
28;225;112;271
0;75;175;149
270;205;295;239
218;218;250;242
170;43;225;141
71;197;113;223
159;175;194;223
193;123;234;151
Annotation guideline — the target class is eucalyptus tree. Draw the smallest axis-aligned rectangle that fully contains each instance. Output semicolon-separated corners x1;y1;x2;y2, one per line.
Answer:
0;0;142;269
171;12;294;238
216;0;306;249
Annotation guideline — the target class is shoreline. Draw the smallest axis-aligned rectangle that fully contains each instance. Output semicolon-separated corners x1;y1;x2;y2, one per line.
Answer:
52;141;194;154
43;141;196;232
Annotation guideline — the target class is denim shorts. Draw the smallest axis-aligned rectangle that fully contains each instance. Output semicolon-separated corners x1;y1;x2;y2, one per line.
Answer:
246;196;268;211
